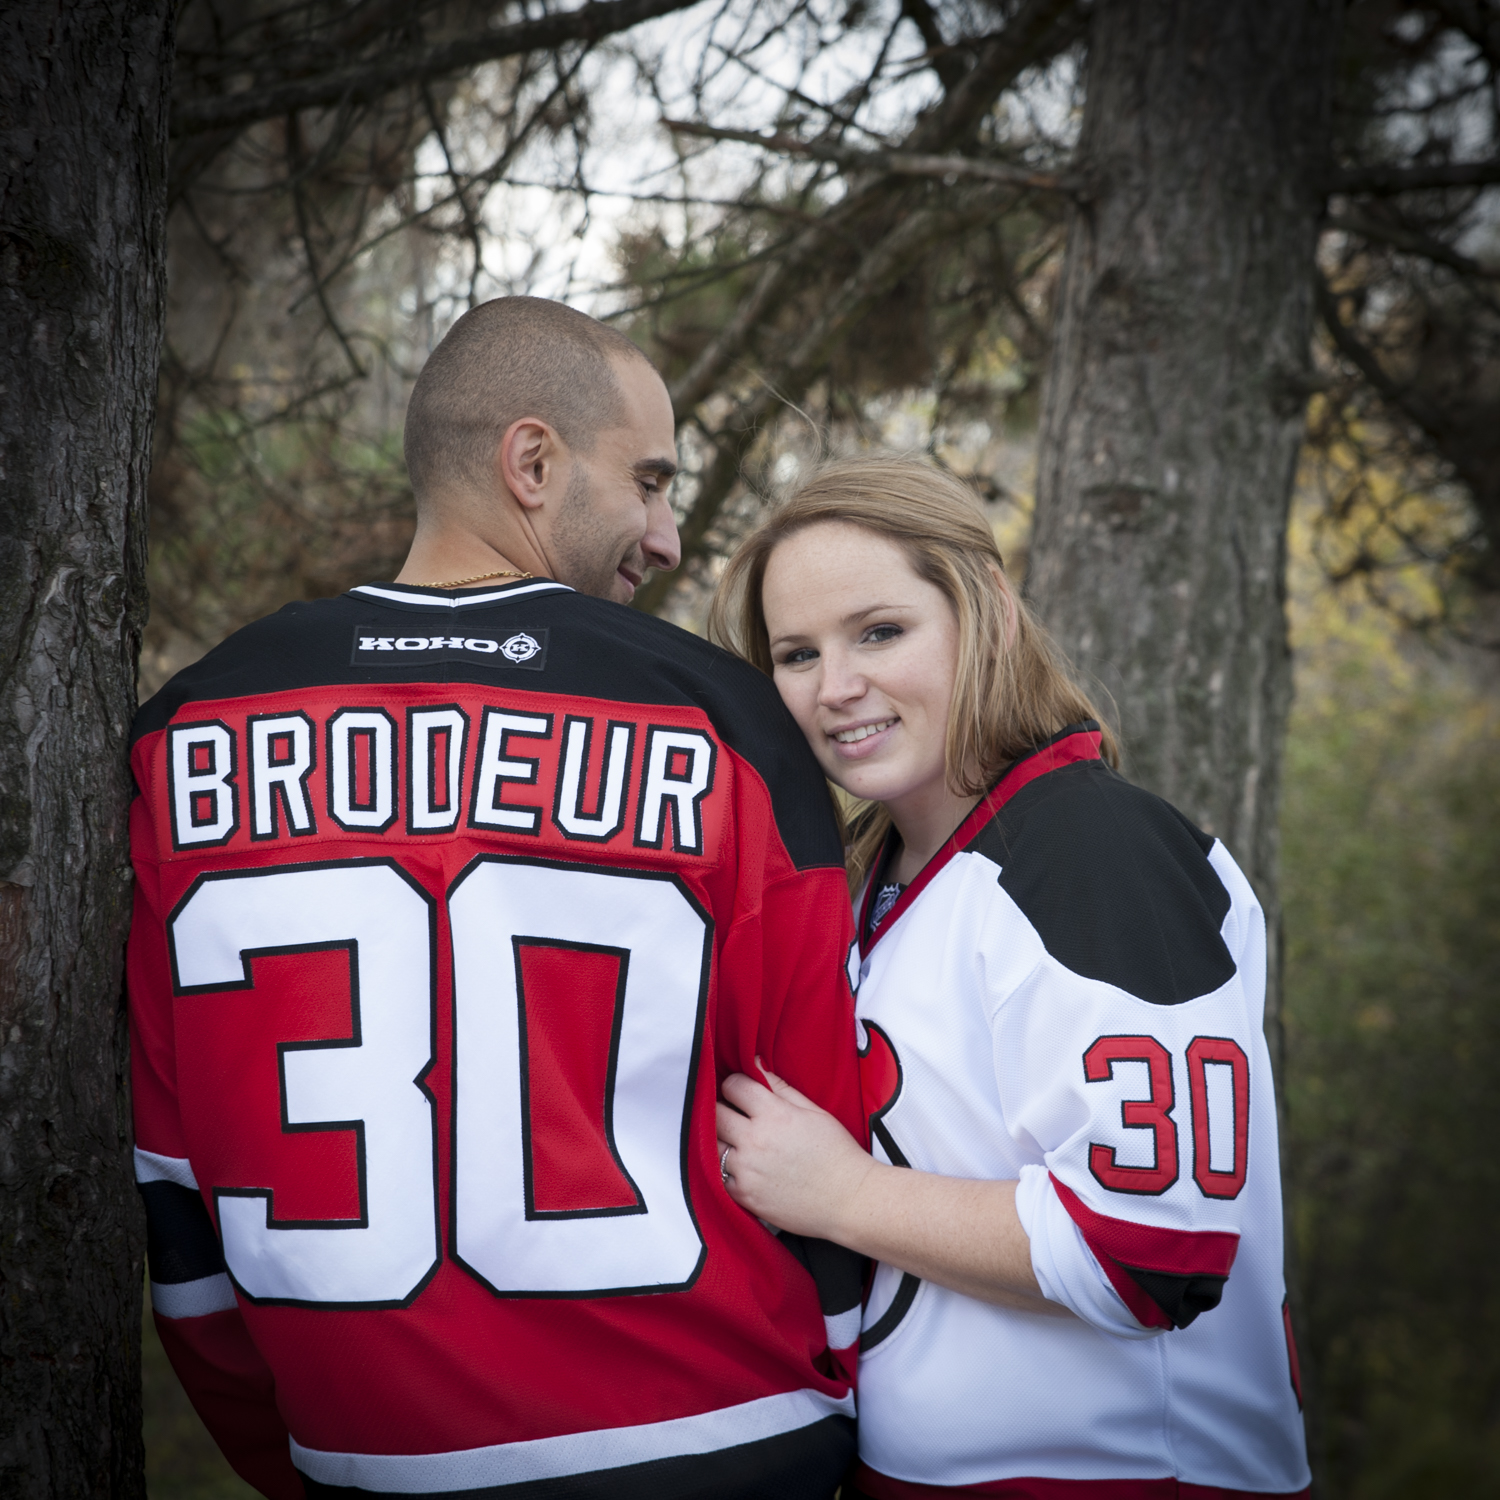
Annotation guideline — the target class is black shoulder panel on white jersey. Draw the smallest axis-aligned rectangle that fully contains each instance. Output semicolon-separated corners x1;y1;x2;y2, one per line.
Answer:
965;760;1235;1005
132;587;843;869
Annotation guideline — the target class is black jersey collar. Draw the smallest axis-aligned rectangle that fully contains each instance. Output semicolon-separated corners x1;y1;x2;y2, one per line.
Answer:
349;578;573;611
856;722;1104;959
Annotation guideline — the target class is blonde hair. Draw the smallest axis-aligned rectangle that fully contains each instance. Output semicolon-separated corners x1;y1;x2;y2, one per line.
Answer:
708;456;1118;891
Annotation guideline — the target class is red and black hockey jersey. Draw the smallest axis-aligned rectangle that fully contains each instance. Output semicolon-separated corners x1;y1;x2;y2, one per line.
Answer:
127;578;866;1500
848;727;1309;1498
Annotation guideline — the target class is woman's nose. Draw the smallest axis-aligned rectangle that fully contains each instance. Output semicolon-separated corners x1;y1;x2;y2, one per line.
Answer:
817;652;865;707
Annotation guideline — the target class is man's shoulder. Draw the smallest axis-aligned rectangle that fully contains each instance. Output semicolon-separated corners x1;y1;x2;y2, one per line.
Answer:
133;595;347;742
554;599;841;869
559;594;788;716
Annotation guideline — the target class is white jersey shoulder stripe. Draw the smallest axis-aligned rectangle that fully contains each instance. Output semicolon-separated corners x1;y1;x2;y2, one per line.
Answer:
289;1387;855;1491
350;582;572;609
134;1146;199;1190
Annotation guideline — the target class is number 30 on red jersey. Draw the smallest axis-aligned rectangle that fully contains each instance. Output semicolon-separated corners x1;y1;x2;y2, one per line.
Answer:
167;856;710;1308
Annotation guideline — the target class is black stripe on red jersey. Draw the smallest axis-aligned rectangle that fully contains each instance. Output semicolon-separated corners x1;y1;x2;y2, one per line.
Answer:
140;1180;228;1285
297;1415;855;1500
963;731;1236;1006
131;583;843;870
779;1233;867;1325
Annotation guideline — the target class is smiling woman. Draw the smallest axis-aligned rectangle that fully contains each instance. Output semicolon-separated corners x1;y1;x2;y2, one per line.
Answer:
707;458;1114;891
706;457;1312;1500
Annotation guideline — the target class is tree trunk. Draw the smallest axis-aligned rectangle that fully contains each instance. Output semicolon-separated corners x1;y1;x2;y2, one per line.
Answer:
0;2;172;1493
1029;0;1340;1041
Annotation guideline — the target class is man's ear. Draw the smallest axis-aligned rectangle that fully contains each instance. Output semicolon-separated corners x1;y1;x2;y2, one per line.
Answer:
497;416;563;512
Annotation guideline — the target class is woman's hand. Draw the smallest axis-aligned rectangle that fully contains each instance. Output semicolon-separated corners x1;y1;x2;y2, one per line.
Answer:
715;1061;875;1240
718;1060;1067;1316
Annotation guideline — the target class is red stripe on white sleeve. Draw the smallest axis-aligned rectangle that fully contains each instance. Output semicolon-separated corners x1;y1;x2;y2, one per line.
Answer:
1050;1175;1239;1331
1050;1175;1239;1276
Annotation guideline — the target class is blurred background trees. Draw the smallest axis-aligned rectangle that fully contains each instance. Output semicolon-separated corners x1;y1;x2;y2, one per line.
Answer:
123;0;1500;1491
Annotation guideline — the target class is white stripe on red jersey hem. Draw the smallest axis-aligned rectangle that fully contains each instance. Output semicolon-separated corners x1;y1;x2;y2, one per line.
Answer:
288;1387;856;1492
134;1146;198;1190
151;1274;237;1319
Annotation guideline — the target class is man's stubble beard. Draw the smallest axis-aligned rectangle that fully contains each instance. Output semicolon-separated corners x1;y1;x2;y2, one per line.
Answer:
550;458;639;601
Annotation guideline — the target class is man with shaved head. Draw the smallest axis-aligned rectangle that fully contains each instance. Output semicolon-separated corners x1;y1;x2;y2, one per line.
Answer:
126;296;866;1498
400;297;680;603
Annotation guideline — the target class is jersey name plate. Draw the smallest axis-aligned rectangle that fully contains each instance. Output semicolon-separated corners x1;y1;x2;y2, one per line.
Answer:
352;624;548;669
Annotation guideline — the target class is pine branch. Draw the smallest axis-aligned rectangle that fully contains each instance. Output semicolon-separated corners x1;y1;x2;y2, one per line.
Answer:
656;0;1082;429
637;186;1009;614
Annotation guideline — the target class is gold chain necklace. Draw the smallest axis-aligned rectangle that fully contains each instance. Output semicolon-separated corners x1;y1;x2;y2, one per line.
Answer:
423;568;533;589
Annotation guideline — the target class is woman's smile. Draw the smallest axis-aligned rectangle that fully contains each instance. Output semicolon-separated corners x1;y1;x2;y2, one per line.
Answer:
830;715;898;749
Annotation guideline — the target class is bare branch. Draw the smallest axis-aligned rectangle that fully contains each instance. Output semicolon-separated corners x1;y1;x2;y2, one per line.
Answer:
899;0;970;92
286;116;367;380
1316;277;1416;414
664;120;1072;191
1324;209;1500;281
652;0;1082;438
1330;158;1500;194
171;0;704;138
907;0;1084;153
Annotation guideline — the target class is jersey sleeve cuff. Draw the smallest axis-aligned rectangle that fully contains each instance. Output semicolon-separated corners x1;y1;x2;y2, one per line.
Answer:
1047;1173;1240;1332
1015;1165;1162;1340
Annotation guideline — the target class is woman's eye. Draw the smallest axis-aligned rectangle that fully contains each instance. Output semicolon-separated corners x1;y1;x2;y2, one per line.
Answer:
864;624;903;645
781;647;818;666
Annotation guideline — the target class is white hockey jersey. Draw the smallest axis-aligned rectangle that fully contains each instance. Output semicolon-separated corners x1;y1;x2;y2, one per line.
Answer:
849;725;1310;1498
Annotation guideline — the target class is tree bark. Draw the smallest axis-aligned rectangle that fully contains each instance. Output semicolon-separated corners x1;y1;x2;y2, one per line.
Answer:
1029;0;1341;1039
0;2;172;1493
